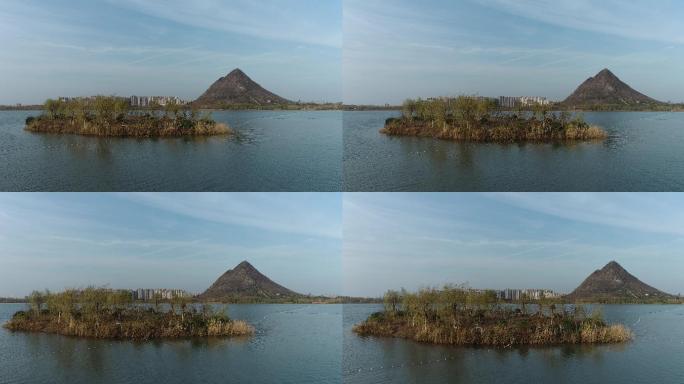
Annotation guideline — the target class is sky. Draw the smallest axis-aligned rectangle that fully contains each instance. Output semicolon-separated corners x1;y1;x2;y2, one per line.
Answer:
343;193;684;297
0;0;342;105
5;1;683;106
344;0;684;104
0;193;342;297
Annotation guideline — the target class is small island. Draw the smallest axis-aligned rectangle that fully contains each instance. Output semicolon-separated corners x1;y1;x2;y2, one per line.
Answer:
381;96;607;143
25;96;232;137
354;286;631;346
3;288;253;341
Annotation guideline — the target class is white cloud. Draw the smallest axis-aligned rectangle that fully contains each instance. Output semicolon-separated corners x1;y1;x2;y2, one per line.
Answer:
112;0;341;47
118;193;342;239
475;0;684;44
487;193;684;236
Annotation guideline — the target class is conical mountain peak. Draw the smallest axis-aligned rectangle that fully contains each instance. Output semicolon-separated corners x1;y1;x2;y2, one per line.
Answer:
602;260;625;272
234;260;257;272
225;68;249;81
197;261;300;302
563;68;659;107
565;261;673;302
194;68;290;107
228;68;246;76
596;68;616;78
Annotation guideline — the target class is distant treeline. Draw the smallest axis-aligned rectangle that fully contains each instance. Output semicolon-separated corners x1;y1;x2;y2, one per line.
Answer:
197;295;382;304
0;297;25;303
567;296;684;305
555;102;684;112
197;102;345;111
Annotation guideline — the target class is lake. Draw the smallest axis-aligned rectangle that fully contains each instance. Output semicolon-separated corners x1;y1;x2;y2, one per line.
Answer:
343;111;684;191
343;304;684;384
0;110;341;191
0;303;341;384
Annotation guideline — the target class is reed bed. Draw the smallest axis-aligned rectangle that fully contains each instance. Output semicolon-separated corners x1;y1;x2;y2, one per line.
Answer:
353;287;631;346
25;115;231;137
25;96;232;137
3;288;254;341
381;97;607;143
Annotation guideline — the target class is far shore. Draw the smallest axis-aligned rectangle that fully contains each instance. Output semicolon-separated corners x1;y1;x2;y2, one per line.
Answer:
5;102;684;113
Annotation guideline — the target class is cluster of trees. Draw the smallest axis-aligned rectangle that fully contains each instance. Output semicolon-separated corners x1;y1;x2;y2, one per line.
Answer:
400;96;576;129
43;97;129;123
382;285;502;328
41;97;210;124
7;287;252;340
27;97;230;137
401;97;498;129
26;288;183;323
353;285;631;345
380;285;624;334
385;96;606;142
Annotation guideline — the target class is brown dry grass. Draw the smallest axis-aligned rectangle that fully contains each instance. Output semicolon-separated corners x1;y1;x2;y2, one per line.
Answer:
354;310;631;346
381;116;607;143
25;115;233;138
4;309;254;341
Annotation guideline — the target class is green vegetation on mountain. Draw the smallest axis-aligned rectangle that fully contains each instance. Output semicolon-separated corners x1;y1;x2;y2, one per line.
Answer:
3;288;253;341
25;96;231;137
382;96;606;142
354;286;631;346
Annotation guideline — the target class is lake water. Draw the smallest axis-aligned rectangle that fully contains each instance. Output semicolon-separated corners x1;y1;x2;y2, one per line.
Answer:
0;110;341;191
343;304;684;384
0;303;341;384
343;111;684;191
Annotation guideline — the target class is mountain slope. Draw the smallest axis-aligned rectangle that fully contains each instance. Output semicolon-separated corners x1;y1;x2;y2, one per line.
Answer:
565;261;673;302
194;68;290;107
562;69;659;107
197;261;300;302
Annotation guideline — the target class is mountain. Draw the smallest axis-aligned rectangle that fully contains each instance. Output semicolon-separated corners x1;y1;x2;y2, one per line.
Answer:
562;69;660;107
197;261;300;302
565;261;674;303
194;68;290;107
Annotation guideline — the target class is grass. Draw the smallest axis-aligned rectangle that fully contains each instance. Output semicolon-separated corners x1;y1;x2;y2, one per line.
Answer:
4;309;253;340
25;114;231;138
3;288;253;341
381;115;607;143
353;287;631;347
381;97;608;143
25;96;232;137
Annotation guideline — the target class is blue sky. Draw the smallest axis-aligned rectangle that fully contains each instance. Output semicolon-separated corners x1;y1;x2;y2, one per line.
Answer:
343;193;684;297
0;0;342;104
5;1;683;106
0;193;342;297
344;0;684;104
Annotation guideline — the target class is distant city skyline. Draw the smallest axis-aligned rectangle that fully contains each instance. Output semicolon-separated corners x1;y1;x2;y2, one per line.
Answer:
0;0;341;104
344;0;684;104
0;193;342;297
343;193;684;297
